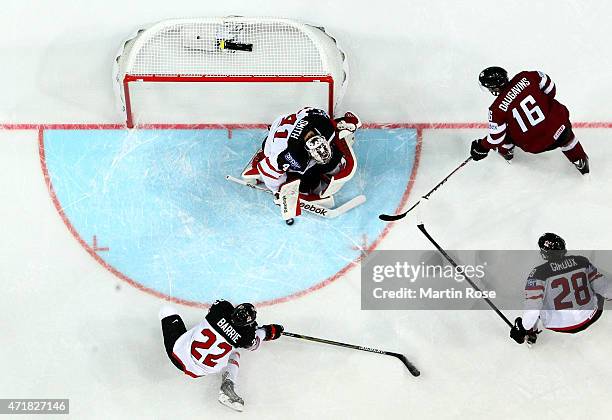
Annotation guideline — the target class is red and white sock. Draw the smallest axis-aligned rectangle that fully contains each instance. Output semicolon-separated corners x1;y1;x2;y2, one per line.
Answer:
224;351;241;383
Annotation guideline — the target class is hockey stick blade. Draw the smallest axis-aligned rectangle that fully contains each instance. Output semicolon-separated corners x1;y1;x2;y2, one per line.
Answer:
283;332;420;377
379;156;472;223
379;213;407;221
390;352;421;377
379;201;419;221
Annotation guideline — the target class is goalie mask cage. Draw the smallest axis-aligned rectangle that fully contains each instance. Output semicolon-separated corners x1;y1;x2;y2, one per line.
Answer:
114;17;349;128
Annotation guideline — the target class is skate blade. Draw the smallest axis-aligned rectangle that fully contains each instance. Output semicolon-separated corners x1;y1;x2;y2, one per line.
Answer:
218;393;244;412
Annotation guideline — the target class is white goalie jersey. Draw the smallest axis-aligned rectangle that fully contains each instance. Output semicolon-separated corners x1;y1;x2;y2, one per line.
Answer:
242;107;359;197
259;108;325;192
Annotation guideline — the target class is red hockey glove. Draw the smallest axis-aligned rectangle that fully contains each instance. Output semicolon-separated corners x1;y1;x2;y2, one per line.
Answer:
262;324;284;341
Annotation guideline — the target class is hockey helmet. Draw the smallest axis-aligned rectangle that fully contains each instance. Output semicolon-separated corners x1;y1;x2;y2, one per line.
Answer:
231;303;257;327
479;66;509;96
538;232;567;261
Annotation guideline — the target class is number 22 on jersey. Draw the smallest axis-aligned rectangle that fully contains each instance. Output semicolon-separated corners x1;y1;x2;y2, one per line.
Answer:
512;95;545;132
191;328;233;368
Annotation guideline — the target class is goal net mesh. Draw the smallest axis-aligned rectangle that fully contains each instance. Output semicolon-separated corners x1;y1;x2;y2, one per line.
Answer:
114;17;348;125
128;19;328;77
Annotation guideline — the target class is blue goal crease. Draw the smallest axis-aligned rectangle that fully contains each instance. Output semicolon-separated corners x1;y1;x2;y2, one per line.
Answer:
42;128;417;304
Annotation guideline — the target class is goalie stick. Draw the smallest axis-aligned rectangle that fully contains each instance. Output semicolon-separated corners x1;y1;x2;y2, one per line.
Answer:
379;156;473;222
225;175;366;219
417;223;513;328
282;331;420;377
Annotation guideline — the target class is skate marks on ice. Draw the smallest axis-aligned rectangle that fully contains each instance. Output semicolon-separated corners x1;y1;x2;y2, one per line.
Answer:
41;127;417;306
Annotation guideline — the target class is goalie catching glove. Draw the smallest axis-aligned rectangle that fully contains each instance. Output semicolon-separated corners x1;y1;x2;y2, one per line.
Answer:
334;111;362;144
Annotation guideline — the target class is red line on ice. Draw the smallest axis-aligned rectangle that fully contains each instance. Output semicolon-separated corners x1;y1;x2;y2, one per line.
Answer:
92;235;110;252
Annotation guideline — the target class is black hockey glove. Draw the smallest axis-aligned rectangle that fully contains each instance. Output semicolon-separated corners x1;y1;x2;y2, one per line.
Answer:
262;324;284;341
526;329;539;346
470;139;489;161
510;317;527;344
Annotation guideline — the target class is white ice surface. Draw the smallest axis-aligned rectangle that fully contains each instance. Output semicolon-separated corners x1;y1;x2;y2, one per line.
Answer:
1;1;612;419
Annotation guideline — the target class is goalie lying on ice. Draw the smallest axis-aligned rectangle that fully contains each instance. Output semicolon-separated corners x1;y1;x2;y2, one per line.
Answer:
242;107;361;218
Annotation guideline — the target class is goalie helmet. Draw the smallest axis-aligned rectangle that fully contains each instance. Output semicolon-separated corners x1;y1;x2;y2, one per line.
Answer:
231;303;257;327
304;131;332;164
479;66;509;96
298;111;334;165
538;233;567;261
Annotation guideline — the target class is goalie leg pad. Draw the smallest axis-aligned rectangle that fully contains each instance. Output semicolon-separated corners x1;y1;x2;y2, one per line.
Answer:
241;150;265;184
278;179;301;220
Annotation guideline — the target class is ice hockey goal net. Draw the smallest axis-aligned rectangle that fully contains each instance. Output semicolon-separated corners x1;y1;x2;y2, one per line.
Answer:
114;17;348;128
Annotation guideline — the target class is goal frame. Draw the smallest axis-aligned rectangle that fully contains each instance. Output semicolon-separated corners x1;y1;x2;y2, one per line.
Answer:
122;74;334;129
115;17;347;128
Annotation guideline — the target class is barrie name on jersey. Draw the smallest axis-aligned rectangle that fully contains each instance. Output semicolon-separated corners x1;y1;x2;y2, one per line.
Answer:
172;300;265;377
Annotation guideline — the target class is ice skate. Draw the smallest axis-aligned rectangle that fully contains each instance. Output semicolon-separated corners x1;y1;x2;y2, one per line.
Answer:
572;157;590;175
218;371;244;412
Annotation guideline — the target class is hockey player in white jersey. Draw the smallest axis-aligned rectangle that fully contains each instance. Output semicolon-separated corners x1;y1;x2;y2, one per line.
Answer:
159;301;283;411
510;233;611;344
241;107;361;219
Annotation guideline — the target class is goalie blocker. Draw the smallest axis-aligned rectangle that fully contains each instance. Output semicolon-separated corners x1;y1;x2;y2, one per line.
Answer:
241;107;361;220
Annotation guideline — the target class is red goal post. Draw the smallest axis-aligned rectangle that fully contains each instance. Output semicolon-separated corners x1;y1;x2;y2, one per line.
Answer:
114;17;349;128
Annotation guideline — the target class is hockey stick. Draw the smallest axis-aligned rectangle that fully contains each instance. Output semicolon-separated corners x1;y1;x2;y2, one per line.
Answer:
225;175;366;219
379;156;473;222
282;331;420;377
416;223;513;328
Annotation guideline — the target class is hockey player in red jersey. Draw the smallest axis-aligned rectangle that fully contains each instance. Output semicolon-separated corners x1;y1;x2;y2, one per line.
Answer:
471;67;589;174
241;107;361;219
159;301;283;411
510;233;611;345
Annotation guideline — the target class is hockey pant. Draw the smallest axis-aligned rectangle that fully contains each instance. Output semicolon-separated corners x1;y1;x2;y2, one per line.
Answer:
161;314;188;371
498;122;587;162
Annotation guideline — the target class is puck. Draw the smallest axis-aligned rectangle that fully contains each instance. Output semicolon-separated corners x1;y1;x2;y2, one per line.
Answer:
286;218;294;225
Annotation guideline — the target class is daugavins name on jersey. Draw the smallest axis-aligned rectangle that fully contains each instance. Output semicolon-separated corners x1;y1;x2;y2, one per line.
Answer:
484;70;570;153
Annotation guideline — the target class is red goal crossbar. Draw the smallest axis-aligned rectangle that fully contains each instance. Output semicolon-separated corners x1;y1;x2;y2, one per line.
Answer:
122;74;335;128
